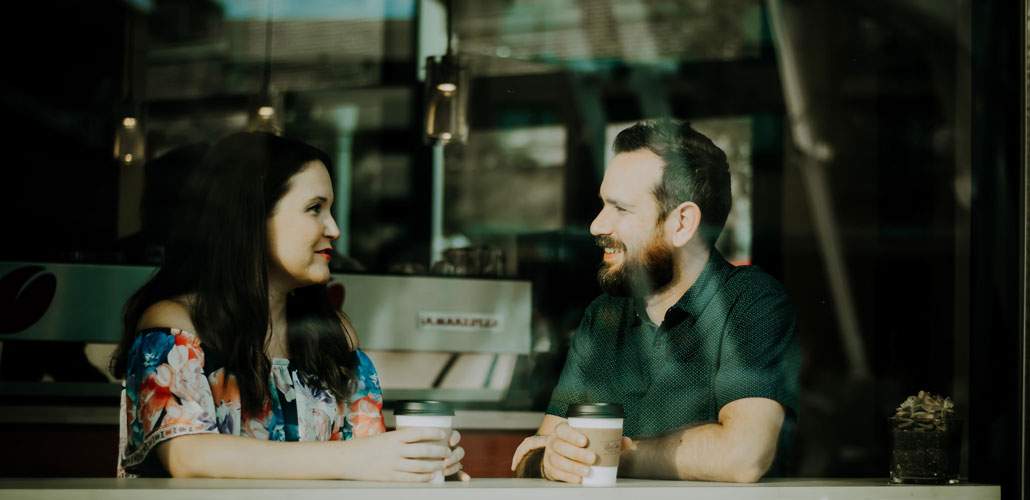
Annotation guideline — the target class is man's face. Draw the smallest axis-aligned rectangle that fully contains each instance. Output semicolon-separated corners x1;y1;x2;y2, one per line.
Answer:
589;150;676;297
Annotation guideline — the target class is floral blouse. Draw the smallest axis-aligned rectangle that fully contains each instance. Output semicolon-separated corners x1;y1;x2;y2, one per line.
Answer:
117;328;386;477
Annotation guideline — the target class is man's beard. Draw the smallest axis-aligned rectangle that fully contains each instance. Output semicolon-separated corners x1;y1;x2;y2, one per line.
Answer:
596;231;675;297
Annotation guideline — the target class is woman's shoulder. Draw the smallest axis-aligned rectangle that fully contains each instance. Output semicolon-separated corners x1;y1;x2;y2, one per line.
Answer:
138;296;196;333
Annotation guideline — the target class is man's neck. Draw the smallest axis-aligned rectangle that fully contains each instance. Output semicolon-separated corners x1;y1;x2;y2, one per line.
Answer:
644;246;711;326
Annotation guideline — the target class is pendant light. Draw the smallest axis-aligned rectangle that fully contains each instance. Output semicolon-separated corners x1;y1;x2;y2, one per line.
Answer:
248;0;281;135
424;0;468;144
114;11;145;165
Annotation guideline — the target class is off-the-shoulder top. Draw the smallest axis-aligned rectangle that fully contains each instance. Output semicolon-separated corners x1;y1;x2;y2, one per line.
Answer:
117;328;386;477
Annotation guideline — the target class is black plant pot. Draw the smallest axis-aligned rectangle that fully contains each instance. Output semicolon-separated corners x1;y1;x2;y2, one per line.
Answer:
889;417;962;484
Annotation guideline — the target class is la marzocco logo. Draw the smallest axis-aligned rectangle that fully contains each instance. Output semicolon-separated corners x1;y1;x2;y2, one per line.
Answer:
0;266;57;334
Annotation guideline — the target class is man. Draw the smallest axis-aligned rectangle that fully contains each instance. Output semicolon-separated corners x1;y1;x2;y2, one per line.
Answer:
511;120;799;483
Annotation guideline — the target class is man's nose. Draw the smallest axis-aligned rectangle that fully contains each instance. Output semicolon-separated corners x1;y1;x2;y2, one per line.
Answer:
589;208;609;236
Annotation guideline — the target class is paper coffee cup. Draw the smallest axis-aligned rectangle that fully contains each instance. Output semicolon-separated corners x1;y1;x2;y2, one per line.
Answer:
394;401;455;484
567;403;624;487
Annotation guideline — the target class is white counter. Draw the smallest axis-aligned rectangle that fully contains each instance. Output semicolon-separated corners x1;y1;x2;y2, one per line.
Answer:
0;407;544;430
0;478;999;500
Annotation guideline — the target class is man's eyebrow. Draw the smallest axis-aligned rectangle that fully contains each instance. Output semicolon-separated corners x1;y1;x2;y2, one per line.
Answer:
601;195;633;207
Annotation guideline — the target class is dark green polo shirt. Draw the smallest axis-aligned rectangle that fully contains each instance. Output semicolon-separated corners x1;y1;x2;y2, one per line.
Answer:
546;251;800;473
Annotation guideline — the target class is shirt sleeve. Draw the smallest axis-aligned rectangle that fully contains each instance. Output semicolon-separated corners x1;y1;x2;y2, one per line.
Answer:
341;349;386;439
120;329;218;475
712;282;800;417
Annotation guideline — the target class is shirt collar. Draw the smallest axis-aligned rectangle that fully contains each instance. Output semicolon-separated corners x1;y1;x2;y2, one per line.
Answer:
631;250;729;327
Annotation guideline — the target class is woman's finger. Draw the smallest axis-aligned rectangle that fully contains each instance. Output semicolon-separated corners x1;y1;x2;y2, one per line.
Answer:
444;446;465;467
397;458;446;474
443;462;463;477
394;426;450;444
392;471;437;483
401;442;451;460
449;429;462;447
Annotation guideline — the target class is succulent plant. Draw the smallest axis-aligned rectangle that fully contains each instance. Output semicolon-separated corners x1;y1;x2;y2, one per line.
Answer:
892;390;956;432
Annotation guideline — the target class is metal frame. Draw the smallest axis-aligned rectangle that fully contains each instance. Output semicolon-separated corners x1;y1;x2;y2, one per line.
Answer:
1021;2;1029;498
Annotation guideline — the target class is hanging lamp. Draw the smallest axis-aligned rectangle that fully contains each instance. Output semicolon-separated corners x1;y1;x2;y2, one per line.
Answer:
424;0;468;144
248;0;281;135
114;11;145;165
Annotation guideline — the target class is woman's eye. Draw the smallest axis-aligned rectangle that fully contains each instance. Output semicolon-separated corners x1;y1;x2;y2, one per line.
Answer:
308;204;322;214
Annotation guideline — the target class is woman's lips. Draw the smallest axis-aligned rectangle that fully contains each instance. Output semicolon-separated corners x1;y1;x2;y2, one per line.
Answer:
315;249;332;261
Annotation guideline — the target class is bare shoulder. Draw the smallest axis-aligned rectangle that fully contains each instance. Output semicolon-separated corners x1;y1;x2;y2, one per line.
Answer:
338;311;359;347
138;296;196;333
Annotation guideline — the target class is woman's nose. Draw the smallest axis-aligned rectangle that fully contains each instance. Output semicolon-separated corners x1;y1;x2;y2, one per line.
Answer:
325;215;341;240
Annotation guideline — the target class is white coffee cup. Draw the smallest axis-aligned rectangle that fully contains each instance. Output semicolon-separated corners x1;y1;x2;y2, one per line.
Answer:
567;403;625;487
393;401;455;484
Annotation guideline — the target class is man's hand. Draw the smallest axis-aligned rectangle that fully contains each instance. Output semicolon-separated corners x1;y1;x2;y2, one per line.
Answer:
512;423;597;483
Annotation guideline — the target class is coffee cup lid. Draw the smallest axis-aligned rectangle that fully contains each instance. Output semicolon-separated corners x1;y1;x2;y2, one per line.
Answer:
394;400;454;416
567;403;624;418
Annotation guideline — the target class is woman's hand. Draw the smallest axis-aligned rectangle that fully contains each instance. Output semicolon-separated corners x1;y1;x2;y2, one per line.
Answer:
444;429;471;482
337;427;454;482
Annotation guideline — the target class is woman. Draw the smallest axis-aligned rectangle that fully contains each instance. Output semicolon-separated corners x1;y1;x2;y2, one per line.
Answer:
111;132;466;481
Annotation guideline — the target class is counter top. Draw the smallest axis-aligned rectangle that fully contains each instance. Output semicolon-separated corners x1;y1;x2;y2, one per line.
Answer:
0;406;544;430
0;478;999;500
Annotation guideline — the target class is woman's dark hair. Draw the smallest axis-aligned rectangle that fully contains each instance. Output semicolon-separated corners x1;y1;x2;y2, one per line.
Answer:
112;132;358;417
613;119;732;246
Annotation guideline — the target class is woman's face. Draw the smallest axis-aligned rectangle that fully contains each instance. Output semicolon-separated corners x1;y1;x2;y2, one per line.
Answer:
267;161;340;290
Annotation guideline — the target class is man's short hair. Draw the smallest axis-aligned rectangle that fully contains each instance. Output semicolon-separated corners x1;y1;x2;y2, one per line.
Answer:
612;119;732;246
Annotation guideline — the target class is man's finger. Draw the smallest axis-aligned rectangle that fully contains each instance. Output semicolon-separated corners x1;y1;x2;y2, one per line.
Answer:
553;439;596;465
511;435;547;470
554;423;587;447
547;449;591;478
545;453;584;484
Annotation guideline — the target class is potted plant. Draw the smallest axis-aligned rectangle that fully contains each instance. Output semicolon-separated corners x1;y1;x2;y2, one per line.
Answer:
889;390;961;484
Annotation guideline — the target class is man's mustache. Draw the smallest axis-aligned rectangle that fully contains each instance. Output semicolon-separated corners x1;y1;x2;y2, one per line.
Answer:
595;236;625;251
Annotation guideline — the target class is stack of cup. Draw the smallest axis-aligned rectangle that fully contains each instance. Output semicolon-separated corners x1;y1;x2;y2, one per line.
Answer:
393;401;455;484
567;403;624;486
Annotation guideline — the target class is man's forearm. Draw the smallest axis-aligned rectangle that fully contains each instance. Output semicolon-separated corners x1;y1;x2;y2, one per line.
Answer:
619;422;771;482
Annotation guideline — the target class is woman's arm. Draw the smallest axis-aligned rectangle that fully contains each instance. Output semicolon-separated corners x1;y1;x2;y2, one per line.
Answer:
157;427;459;481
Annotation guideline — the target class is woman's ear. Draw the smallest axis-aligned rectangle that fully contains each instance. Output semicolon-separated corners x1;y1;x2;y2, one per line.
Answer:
669;201;702;248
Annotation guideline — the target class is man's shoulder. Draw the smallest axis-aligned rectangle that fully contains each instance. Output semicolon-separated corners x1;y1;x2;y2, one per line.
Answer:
723;263;790;300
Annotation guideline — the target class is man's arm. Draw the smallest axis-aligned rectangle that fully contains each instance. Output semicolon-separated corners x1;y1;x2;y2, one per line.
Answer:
619;397;784;483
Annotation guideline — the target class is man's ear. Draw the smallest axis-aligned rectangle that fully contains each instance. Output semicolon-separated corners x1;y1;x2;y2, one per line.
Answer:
668;201;702;248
